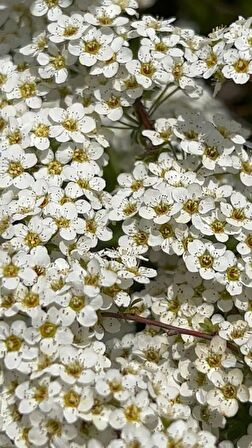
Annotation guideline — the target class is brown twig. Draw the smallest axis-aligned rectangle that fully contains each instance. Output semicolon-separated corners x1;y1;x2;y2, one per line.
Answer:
101;311;214;340
134;98;154;130
133;98;156;151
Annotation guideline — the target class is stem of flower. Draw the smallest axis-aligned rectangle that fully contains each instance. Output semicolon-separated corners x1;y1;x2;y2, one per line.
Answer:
101;311;214;340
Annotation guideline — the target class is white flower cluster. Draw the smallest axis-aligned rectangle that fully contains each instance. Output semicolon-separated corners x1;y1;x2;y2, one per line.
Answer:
0;0;252;447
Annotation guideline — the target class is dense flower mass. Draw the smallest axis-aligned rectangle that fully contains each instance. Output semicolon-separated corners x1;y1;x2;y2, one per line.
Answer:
0;0;252;447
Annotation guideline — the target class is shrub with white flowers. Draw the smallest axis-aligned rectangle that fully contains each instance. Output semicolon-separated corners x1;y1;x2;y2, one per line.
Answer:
0;1;252;447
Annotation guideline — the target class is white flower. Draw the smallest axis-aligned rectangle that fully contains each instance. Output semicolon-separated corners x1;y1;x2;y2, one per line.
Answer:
0;146;36;189
58;345;98;384
28;406;77;447
10;216;54;252
94;84;133;121
139;187;181;224
172;183;214;225
141;34;183;60
108;424;152;448
15;376;61;414
126;47;170;88
49;103;96;142
219;320;251;346
207;369;249;417
109;390;157;429
195;336;236;378
232;148;252;186
222;49;252;84
82;209;112;246
57;287;102;327
7;70;48;109
220;192;252;230
67;258;117;297
0;320;37;371
37;43;76;84
68;26;114;66
84;5;128;27
118;256;156;284
24;109;50;150
46;202;84;240
27;306;73;355
0;250;37;289
20;31;48;56
143;117;176;146
30;0;73;21
90;36;133;78
131;16;175;38
47;13;87;43
118;162;155;198
184;239;229;280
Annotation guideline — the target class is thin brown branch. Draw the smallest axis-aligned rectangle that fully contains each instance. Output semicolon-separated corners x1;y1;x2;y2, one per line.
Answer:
101;311;214;340
134;98;154;130
133;98;156;151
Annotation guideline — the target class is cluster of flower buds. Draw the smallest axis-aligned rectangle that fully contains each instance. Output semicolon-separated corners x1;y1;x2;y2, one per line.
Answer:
0;0;252;447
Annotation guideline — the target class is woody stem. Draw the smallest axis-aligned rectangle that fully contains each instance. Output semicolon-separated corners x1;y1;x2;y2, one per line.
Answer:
101;311;214;340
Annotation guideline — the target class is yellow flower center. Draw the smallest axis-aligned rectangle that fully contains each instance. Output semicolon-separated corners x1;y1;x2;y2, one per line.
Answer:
19;82;36;98
242;161;252;175
155;42;168;52
233;59;250;73
22;292;40;308
45;0;58;7
123;203;137;216
140;62;155;77
221;384;237;399
1;293;15;309
159;223;174;238
0;73;7;85
206;353;222;368
73;148;89;162
46;419;62;437
3;263;20;277
47;160;62;175
62;118;78;132
85;219;97;234
231;208;245;221
172;63;183;80
39;322;57;338
63;25;78;37
65;361;83;378
133;230;148;246
24;231;41;248
199;252;214;269
226;266;240;281
84;40;101;54
5;335;23;352
8;130;22;145
106;95;121;109
33;123;49;137
211;220;225;233
98;15;113;25
64;390;81;408
69;295;85;312
204;145;219;160
183;199;199;214
245;234;252;249
55;217;70;228
34;385;48;402
205;52;217;67
7;161;24;177
144;348;160;363
154;202;171;216
50;55;66;69
124;404;141;422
